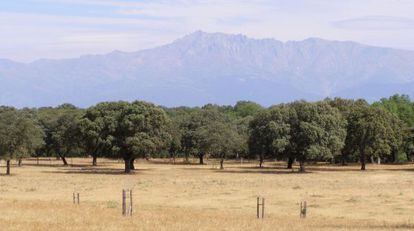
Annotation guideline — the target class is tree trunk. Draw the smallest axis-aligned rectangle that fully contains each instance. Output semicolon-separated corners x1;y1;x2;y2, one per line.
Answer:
299;161;305;173
259;155;264;168
130;158;135;170
220;158;224;170
360;152;366;170
6;160;10;175
287;157;294;169
61;156;68;166
18;158;22;167
57;153;68;166
393;150;398;163
370;156;375;164
184;153;189;163
341;152;347;166
124;158;131;174
92;156;97;166
199;153;204;165
377;157;381;165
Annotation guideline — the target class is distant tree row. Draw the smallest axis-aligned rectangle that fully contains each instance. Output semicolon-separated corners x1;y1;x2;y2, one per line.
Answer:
250;98;410;171
0;95;413;175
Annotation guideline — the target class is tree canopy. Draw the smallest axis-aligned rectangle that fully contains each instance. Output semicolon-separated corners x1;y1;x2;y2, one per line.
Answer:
0;108;44;174
1;95;412;175
249;101;347;171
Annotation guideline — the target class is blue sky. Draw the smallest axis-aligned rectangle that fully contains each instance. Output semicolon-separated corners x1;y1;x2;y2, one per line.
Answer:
1;0;414;62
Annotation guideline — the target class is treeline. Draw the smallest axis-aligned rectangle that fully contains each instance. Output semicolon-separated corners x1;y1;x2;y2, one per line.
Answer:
0;94;413;175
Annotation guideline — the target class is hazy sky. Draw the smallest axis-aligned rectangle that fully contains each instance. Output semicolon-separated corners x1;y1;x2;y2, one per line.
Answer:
1;0;414;62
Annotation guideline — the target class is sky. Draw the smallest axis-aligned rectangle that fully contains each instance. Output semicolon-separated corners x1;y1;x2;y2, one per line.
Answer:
1;0;414;62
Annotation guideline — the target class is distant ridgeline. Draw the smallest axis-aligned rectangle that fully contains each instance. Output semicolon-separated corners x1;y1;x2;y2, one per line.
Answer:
1;32;414;108
0;94;413;175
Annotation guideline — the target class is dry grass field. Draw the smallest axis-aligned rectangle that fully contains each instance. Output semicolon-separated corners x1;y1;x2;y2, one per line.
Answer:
1;158;414;230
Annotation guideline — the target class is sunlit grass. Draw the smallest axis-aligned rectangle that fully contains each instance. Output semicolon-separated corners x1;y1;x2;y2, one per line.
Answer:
0;158;413;230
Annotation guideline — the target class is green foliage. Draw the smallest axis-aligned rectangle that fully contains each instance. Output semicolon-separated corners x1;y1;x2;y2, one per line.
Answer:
51;110;83;157
372;94;414;127
0;108;44;173
180;107;227;161
1;95;413;175
344;104;405;169
79;101;170;172
35;105;83;165
233;101;263;118
249;101;347;171
287;101;347;170
202;121;243;169
80;102;126;163
248;105;291;162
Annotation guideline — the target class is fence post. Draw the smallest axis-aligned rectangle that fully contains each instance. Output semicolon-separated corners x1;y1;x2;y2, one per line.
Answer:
73;192;80;205
256;197;265;218
122;189;126;216
262;198;265;218
129;189;133;216
300;201;307;218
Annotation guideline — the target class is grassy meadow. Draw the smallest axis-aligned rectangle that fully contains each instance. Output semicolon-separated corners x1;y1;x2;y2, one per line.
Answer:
1;158;414;230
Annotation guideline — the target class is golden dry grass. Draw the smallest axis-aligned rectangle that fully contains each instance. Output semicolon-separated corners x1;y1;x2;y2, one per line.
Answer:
1;158;414;230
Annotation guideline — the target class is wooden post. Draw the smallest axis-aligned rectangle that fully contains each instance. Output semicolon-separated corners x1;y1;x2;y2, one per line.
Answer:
300;201;307;218
122;189;133;216
262;198;265;218
129;189;133;216
256;197;265;218
122;189;126;216
73;192;80;204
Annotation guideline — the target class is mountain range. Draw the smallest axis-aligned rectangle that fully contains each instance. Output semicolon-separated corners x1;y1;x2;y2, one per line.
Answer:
1;31;414;108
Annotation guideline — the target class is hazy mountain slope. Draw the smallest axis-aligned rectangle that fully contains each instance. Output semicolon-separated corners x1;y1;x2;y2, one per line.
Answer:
0;31;414;107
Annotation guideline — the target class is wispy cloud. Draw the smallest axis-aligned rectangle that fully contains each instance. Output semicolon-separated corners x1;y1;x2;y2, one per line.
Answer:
334;16;414;30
